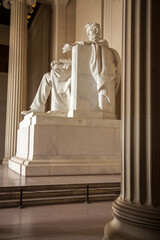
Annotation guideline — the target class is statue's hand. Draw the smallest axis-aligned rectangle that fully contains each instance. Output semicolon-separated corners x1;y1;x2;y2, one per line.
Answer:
75;41;90;45
62;43;72;53
62;41;90;53
75;41;84;45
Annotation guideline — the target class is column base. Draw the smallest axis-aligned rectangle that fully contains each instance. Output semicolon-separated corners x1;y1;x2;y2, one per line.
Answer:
2;157;10;165
104;198;160;240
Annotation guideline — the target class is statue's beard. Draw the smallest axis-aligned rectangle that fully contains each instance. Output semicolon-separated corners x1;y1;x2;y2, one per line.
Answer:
89;35;101;43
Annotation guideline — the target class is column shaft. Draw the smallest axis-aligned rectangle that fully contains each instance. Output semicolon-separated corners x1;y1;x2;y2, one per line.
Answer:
104;0;160;239
122;0;160;207
4;0;28;161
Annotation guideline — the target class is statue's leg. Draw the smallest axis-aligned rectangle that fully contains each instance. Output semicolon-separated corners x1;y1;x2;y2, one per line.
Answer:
51;77;71;112
30;73;52;112
51;86;69;111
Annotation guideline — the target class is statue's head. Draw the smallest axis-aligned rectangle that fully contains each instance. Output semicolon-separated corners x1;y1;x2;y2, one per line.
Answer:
60;59;72;69
51;59;71;70
85;22;101;42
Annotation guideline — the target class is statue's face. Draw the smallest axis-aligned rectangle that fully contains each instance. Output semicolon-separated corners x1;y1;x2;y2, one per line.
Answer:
53;63;64;69
86;26;100;42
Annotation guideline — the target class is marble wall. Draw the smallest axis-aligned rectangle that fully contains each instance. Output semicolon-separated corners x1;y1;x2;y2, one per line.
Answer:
75;0;122;57
65;0;76;59
103;0;122;57
76;0;103;41
27;4;51;109
104;0;122;119
50;0;76;61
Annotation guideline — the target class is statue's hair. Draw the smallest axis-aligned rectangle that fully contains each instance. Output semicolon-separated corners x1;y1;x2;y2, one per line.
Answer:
50;59;71;69
85;22;100;33
59;59;71;64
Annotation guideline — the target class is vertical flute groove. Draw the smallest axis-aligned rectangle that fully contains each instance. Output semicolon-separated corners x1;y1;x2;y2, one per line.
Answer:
146;0;152;206
124;0;132;202
133;0;140;204
121;0;126;200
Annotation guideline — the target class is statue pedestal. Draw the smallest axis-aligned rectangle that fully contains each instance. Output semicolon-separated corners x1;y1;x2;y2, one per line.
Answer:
8;113;121;176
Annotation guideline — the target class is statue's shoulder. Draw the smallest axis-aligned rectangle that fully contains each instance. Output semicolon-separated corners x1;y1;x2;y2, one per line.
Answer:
99;39;109;47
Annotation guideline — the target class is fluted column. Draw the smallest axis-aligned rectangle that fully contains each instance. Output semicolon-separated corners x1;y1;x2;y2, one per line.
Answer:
104;0;160;239
3;0;36;163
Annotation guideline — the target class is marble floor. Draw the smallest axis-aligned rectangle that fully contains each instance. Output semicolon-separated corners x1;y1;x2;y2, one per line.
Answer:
0;165;121;187
0;201;113;240
0;165;117;239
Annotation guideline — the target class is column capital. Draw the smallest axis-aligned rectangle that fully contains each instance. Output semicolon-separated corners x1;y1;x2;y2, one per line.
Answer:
3;0;36;9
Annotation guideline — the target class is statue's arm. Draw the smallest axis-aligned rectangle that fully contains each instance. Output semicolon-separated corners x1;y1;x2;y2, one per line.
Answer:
75;41;90;45
62;43;74;53
62;41;90;53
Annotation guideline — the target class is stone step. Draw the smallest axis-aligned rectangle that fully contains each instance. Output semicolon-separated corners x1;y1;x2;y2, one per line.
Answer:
0;195;119;208
0;188;120;200
0;182;120;208
0;182;120;192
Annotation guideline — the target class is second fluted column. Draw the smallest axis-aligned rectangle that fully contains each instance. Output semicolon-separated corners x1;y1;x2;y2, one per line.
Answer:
4;0;36;163
104;0;160;239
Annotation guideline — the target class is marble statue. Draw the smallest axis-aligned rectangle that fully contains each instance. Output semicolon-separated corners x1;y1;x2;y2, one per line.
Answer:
10;23;122;177
22;22;120;116
63;22;121;112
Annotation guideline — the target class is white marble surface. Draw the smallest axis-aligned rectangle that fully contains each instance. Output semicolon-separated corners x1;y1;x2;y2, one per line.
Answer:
16;126;29;159
70;44;99;113
19;125;119;157
21;112;120;127
8;115;121;177
58;126;117;156
18;115;121;158
0;165;120;187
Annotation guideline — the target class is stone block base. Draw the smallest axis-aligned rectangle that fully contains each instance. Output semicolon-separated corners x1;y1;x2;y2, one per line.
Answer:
9;156;121;177
8;113;121;177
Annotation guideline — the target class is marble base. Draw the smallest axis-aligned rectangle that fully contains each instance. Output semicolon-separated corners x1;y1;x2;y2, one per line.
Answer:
9;156;121;177
8;113;121;177
68;110;116;119
103;198;160;240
